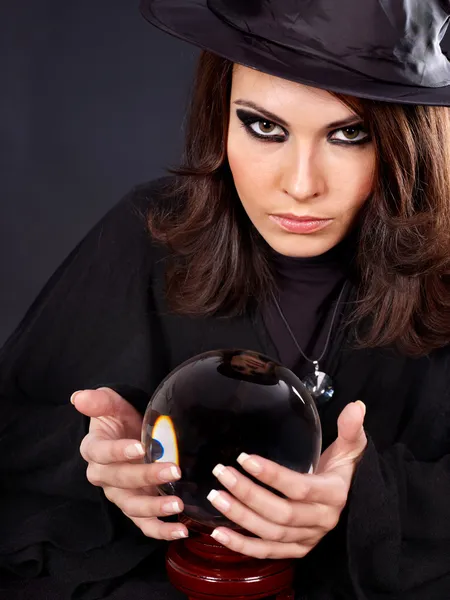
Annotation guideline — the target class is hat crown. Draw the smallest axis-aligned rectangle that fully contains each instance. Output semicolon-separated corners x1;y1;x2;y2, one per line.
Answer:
209;0;450;87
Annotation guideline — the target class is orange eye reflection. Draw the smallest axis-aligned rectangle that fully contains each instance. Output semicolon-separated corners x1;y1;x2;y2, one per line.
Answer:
151;415;179;466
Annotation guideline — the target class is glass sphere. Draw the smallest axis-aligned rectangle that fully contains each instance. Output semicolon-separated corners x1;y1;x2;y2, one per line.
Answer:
141;349;322;528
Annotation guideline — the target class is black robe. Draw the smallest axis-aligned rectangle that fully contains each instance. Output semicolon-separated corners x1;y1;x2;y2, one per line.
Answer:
1;177;449;600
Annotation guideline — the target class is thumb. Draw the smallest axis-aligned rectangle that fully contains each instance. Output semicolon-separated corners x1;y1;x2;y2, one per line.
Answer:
318;401;367;475
336;400;367;456
70;387;140;422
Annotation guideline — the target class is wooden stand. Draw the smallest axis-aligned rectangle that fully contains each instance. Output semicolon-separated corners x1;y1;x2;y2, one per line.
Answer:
166;517;295;600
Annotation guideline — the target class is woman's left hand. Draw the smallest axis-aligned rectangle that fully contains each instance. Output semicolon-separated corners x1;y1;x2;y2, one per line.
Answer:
207;401;367;559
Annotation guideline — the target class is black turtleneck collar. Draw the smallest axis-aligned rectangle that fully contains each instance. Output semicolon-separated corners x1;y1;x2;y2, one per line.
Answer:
262;232;357;376
268;232;357;283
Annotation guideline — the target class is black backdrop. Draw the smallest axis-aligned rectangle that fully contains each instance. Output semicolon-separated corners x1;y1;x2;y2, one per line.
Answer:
1;1;198;346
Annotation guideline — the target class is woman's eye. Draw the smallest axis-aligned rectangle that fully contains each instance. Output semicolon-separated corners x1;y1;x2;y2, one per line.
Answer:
249;119;285;137
236;110;287;142
330;126;369;143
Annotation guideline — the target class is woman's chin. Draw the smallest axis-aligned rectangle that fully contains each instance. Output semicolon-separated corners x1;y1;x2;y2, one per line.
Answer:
265;235;341;259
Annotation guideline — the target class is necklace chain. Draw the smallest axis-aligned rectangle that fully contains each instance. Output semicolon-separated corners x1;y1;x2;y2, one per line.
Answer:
271;281;348;369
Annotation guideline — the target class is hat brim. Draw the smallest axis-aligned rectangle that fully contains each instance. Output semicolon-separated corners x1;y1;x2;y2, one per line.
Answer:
141;0;450;106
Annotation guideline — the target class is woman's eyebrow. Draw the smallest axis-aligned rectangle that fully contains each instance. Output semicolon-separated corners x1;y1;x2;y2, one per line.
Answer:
233;99;361;130
234;99;290;127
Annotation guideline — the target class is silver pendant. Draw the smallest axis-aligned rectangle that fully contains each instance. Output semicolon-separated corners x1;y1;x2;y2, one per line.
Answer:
302;361;335;407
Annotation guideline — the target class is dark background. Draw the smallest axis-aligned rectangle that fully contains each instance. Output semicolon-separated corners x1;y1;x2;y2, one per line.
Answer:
1;1;198;346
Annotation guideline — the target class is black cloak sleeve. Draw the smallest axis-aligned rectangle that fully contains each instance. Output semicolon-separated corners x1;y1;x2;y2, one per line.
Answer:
346;441;450;598
0;178;173;598
344;346;450;599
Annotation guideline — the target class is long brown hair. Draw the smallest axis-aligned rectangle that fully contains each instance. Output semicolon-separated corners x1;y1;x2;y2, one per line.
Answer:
149;51;450;357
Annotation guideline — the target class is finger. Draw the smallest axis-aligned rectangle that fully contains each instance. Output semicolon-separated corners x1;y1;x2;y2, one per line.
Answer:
207;489;287;542
71;387;140;426
336;401;367;453
318;402;368;477
212;464;336;528
86;461;181;489
80;433;147;464
236;454;348;506
207;489;320;543
130;516;189;541
210;527;308;560
103;486;184;518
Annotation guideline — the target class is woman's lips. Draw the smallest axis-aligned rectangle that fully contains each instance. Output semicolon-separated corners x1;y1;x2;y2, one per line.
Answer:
269;214;334;234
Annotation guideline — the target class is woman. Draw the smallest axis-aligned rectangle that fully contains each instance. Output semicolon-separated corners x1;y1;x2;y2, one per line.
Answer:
1;1;450;599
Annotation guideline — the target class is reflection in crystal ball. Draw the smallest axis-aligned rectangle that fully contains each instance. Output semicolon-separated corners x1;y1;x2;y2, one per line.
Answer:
141;350;322;528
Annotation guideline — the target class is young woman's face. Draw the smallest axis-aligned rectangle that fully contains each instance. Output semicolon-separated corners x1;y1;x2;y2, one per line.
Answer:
227;65;376;257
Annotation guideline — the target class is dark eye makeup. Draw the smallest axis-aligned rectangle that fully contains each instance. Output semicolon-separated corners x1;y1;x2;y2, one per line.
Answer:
236;109;286;143
235;108;371;146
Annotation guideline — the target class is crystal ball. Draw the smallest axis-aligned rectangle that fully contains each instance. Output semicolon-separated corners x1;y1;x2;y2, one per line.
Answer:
141;349;322;528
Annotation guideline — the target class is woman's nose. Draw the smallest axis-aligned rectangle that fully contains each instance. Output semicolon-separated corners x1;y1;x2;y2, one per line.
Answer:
280;145;326;203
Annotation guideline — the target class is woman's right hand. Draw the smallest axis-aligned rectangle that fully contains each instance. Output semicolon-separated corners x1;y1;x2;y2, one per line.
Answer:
71;387;188;540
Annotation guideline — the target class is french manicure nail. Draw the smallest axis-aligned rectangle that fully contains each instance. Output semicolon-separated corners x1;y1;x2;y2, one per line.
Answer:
212;464;237;487
236;452;262;474
163;500;182;514
160;466;181;482
355;400;367;418
172;529;188;539
211;529;230;544
124;443;145;459
207;489;231;511
70;390;84;405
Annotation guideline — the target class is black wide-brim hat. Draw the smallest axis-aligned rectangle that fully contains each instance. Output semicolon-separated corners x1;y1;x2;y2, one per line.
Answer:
140;0;450;106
